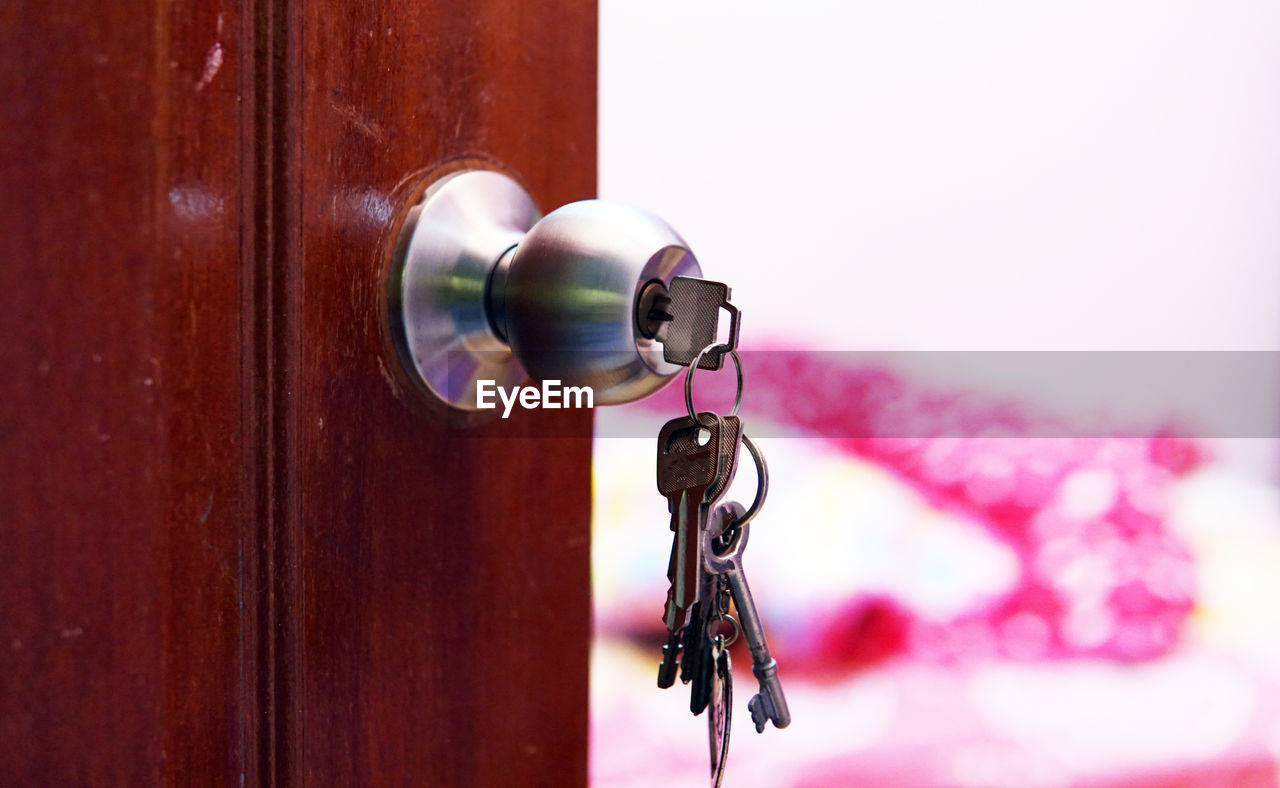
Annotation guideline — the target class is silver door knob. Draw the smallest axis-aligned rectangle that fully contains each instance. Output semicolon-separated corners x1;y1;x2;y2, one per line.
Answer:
387;168;703;411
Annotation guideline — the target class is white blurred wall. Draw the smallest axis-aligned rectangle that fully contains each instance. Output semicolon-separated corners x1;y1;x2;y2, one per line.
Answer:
599;0;1280;479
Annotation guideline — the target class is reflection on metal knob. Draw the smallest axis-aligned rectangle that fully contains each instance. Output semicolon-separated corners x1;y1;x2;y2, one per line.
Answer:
387;168;702;411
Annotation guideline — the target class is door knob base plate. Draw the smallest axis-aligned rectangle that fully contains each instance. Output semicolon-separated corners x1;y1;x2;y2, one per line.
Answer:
387;169;540;411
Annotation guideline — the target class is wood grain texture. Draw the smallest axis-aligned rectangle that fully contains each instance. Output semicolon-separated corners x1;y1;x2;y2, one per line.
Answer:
1;0;595;783
295;1;596;784
0;0;247;782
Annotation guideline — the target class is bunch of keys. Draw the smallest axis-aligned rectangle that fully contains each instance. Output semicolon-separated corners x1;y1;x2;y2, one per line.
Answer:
649;278;790;786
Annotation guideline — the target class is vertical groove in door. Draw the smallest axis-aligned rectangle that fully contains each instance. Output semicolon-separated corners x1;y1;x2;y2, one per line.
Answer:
242;0;303;783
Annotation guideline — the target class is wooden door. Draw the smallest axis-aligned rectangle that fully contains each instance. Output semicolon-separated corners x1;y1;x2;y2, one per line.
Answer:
1;1;595;784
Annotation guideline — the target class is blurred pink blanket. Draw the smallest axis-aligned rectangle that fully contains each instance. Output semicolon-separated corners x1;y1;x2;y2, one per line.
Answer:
639;351;1200;666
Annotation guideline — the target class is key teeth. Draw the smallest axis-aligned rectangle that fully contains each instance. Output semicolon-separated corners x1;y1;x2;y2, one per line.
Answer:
747;691;791;732
748;695;768;733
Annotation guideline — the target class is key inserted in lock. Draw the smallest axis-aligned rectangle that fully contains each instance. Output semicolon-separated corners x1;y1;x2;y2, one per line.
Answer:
386;168;737;411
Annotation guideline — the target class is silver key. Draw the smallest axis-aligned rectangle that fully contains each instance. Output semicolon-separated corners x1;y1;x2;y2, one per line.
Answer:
705;413;742;508
655;413;740;688
683;415;741;702
656;414;723;637
703;502;791;732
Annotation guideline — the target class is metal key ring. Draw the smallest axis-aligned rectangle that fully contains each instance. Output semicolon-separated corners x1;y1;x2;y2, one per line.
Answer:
729;433;769;530
684;343;743;424
707;613;741;649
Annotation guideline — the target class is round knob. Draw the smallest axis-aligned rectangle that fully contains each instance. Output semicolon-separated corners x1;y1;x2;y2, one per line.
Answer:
497;200;701;405
387;168;702;411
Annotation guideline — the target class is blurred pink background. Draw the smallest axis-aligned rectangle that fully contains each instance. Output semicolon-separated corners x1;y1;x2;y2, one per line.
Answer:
590;3;1280;787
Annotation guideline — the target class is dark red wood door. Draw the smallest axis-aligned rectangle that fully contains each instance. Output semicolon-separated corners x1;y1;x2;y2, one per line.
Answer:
1;0;595;784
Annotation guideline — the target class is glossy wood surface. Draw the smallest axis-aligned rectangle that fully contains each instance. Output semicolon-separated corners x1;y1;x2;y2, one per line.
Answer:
0;0;595;782
294;0;595;784
0;0;248;781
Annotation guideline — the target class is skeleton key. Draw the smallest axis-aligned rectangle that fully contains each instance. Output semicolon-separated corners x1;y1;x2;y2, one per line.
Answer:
703;501;791;732
658;277;741;371
656;412;742;688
